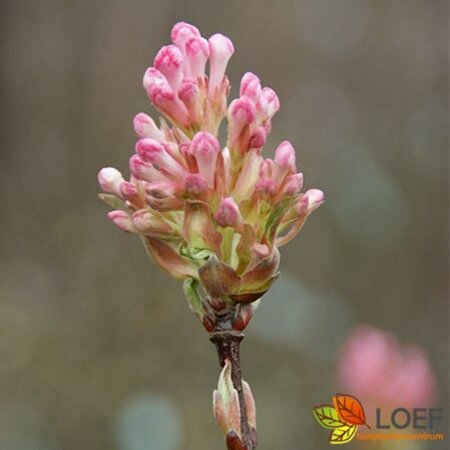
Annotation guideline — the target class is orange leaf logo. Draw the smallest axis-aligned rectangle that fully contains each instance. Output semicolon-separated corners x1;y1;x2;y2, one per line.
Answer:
332;394;370;428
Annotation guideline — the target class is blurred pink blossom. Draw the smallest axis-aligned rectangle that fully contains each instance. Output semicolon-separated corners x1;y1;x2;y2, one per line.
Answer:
337;325;438;410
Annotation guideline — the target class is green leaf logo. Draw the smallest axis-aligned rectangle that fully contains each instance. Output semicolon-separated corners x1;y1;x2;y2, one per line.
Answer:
313;406;345;429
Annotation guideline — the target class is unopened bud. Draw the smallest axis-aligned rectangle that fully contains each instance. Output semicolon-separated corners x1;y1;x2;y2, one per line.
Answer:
136;138;187;179
208;33;234;99
154;45;184;91
143;68;190;127
259;159;274;178
227;97;256;149
303;189;325;213
190;132;220;188
226;431;246;450
240;72;262;101
119;181;144;207
214;197;243;229
171;22;201;51
184;173;208;195
185;36;209;79
145;180;182;199
178;78;201;124
281;173;304;196
213;360;241;437
248;126;267;149
107;210;136;233
256;178;276;195
233;301;260;331
133;113;164;141
131;209;173;235
129;155;168;182
274;141;296;172
145;195;184;211
258;87;280;118
98;167;125;197
243;381;256;430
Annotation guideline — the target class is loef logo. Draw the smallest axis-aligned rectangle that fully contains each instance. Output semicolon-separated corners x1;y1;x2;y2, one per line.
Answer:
313;393;370;445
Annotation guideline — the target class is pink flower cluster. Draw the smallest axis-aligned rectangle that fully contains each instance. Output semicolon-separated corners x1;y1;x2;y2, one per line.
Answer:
143;22;234;134
337;325;438;410
98;22;324;311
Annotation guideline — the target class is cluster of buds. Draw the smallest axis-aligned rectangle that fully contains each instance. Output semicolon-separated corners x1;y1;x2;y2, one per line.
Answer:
98;22;324;448
213;360;257;450
142;22;234;135
98;22;323;334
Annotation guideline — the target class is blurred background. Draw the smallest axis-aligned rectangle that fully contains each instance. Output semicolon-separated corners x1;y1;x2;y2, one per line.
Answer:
0;0;448;449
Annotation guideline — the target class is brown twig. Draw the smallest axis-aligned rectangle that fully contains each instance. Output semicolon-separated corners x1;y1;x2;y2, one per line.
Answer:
210;329;256;450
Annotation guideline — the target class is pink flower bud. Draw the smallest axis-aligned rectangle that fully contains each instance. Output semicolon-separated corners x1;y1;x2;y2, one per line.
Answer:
190;132;220;188
129;155;168;182
282;173;304;196
274;141;296;171
119;181;141;204
120;181;138;197
248;126;267;149
131;209;173;235
208;33;234;99
178;78;198;102
171;22;201;49
145;180;182;199
240;72;262;101
227;97;256;148
107;210;136;233
136;138;187;179
259;159;274;178
98;167;125;196
178;78;201;124
257;87;280;118
294;197;308;217
229;97;256;125
133;113;164;141
143;68;190;127
303;189;325;213
214;197;243;229
185;37;209;79
154;45;184;91
143;67;166;93
184;173;208;195
256;178;276;195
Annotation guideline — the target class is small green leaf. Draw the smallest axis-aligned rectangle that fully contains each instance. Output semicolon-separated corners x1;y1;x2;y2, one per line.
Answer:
183;278;203;318
264;197;296;244
313;405;345;429
179;243;214;261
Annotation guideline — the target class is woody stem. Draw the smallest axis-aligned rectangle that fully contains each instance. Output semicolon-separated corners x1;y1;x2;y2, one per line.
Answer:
210;330;256;450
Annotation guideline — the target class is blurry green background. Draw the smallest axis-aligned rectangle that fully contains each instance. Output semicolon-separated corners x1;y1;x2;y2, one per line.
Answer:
0;0;448;449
